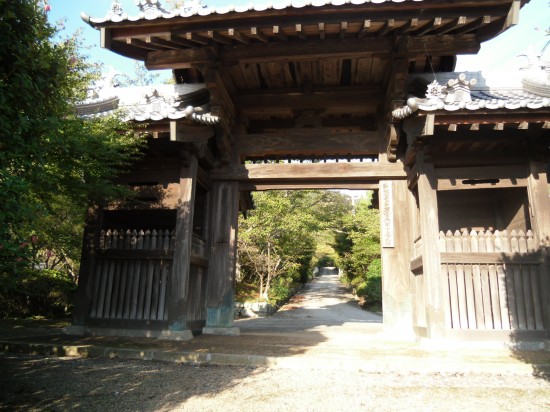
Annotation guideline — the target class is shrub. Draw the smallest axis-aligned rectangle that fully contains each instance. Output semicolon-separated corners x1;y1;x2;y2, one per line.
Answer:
316;255;336;268
360;258;382;306
0;269;76;319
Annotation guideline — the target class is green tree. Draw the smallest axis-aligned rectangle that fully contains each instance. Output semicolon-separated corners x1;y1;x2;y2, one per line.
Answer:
238;190;352;301
333;194;382;307
118;60;160;87
0;0;144;301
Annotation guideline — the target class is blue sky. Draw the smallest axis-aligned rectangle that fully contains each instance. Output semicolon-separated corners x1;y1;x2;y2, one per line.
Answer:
48;0;549;79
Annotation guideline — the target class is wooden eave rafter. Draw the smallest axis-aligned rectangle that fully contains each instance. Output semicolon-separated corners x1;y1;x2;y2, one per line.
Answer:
425;112;550;129
144;34;479;70
93;0;521;63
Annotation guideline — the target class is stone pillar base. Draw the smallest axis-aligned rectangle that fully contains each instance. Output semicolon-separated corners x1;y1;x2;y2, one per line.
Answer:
202;326;240;336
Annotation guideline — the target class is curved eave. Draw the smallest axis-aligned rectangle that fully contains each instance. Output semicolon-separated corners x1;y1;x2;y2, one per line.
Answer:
82;0;428;28
394;108;550;128
393;99;550;122
81;0;521;62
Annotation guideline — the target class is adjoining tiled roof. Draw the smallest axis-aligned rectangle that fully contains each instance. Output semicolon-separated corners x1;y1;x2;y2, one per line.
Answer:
392;68;550;121
76;82;219;125
83;0;424;25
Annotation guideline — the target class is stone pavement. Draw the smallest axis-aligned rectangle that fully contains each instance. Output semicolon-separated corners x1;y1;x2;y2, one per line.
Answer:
1;274;550;376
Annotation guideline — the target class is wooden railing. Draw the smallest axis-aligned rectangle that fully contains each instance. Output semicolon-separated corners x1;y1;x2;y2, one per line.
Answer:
90;229;175;322
439;229;544;331
191;233;206;257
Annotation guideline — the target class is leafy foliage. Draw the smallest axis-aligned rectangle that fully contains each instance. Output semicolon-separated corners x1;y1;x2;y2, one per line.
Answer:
238;190;352;301
117;60;161;87
0;0;145;316
332;194;382;307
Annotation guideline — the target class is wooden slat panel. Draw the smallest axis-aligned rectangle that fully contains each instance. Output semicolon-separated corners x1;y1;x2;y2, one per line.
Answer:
130;257;143;319
531;266;545;330
110;259;122;319
445;231;461;328
159;230;172;321
103;260;116;318
238;63;262;89
510;230;526;329
518;231;536;330
470;231;485;329
462;231;477;329
322;59;340;86
90;261;103;319
354;57;373;84
453;231;468;328
137;233;151;319
117;258;130;319
151;261;160;320
266;62;286;88
158;261;168;320
478;233;494;329
495;231;511;330
297;61;312;86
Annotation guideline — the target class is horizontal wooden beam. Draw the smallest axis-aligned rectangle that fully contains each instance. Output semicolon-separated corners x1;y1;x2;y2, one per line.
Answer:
236;90;383;115
98;250;174;260
435;165;529;180
209;162;406;182
440;252;541;265
436;178;528;191
238;130;381;158
145;48;211;70
240;182;379;191
397;34;480;55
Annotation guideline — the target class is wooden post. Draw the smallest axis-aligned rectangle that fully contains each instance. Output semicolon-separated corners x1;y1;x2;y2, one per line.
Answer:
416;152;447;338
526;160;550;329
380;179;415;338
166;155;197;339
203;181;240;335
72;204;102;326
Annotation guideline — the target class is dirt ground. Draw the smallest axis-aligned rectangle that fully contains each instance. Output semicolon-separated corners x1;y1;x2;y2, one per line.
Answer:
1;353;549;412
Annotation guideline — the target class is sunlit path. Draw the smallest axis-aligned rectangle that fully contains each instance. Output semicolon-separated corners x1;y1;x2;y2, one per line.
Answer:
236;274;383;339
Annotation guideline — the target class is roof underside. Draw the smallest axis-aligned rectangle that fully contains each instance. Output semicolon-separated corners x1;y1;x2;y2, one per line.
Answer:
86;0;533;162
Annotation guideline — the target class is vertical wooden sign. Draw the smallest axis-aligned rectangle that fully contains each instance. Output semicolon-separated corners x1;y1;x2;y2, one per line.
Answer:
380;181;395;248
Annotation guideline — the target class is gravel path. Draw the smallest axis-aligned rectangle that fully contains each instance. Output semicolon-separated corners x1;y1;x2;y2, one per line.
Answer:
1;354;549;412
2;274;549;410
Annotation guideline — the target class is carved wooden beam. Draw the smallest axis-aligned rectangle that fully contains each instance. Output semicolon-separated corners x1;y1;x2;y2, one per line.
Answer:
235;86;383;115
237;130;381;158
210;162;407;182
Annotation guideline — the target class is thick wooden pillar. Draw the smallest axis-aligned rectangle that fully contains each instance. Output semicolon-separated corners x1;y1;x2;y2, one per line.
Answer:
203;181;240;335
416;152;447;338
527;160;550;329
166;155;197;339
380;179;415;338
72;204;102;326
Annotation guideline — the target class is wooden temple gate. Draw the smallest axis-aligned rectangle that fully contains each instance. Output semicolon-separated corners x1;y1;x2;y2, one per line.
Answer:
70;0;550;343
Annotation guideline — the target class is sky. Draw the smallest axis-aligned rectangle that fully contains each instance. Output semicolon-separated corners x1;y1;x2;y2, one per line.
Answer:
48;0;549;80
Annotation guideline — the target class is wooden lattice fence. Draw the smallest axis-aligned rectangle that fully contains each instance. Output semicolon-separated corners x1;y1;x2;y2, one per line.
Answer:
439;229;545;331
89;229;174;321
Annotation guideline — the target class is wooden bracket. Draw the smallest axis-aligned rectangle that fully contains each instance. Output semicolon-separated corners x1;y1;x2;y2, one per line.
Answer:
170;121;215;143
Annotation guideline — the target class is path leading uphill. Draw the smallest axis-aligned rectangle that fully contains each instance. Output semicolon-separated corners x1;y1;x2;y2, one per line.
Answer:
237;273;383;340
